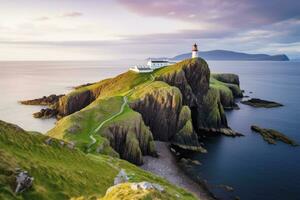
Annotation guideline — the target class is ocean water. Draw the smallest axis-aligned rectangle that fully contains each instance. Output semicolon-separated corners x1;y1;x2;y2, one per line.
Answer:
0;60;299;200
0;60;131;133
189;61;300;200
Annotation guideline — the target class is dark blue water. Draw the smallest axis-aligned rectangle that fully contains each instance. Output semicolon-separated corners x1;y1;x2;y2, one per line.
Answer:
188;61;300;200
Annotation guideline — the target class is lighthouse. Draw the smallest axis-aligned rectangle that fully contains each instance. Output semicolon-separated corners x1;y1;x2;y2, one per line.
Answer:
192;43;199;58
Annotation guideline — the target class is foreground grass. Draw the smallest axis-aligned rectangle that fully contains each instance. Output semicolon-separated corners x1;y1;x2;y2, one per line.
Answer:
0;120;197;200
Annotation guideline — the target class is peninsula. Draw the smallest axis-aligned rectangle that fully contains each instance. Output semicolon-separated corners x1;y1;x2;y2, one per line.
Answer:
9;44;244;199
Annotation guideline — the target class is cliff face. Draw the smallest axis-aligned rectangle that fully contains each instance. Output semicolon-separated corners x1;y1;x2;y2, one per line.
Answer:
130;85;182;141
101;111;157;165
129;82;203;151
156;58;233;135
57;90;94;117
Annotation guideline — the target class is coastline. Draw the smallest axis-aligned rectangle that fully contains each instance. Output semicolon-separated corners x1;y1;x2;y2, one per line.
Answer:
141;141;216;200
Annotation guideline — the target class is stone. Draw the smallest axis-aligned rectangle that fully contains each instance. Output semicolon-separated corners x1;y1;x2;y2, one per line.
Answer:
114;169;129;185
15;170;34;193
45;137;52;145
152;183;164;192
130;182;164;192
191;160;201;166
66;141;75;149
59;141;65;147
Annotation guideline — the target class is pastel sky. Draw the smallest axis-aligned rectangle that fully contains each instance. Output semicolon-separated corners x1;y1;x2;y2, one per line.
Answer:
0;0;299;60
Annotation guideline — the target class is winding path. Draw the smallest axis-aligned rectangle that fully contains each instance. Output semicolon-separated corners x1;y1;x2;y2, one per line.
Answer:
87;74;155;152
87;96;128;152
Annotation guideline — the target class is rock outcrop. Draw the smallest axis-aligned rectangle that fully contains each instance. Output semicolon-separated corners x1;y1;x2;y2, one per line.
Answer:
114;169;129;185
241;98;283;108
20;94;64;106
251;125;298;146
130;85;182;141
33;108;58;119
130;82;204;151
156;58;237;135
15;170;34;193
101;110;157;165
57;90;94;117
212;74;240;86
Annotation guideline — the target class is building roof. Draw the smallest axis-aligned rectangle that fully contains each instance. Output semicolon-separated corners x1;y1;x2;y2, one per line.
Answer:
192;43;198;51
150;60;169;63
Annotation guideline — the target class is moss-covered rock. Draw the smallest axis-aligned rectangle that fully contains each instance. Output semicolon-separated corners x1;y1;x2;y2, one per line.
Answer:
173;106;206;152
211;74;243;98
210;79;235;110
212;73;240;86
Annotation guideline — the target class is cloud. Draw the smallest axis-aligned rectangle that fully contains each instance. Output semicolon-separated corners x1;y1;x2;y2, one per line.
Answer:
35;16;50;21
61;12;83;18
34;12;83;22
117;0;300;29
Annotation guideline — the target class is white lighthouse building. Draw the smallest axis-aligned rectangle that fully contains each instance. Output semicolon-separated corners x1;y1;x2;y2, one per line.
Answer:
192;43;199;58
130;43;199;73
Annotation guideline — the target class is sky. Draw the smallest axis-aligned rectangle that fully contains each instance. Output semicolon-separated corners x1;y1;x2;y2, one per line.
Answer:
0;0;299;60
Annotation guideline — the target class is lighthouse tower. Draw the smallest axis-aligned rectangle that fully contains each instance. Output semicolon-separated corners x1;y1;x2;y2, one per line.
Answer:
192;43;199;58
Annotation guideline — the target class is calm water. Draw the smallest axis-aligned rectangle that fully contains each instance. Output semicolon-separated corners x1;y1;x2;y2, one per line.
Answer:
189;61;300;200
0;60;299;200
0;60;131;133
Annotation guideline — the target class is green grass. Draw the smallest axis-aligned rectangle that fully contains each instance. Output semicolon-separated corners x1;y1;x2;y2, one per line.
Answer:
0;120;198;200
210;78;234;108
154;58;205;77
48;97;125;155
128;81;181;104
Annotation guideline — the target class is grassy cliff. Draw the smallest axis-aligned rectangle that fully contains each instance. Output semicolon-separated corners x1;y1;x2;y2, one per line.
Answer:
0;120;197;200
40;58;240;163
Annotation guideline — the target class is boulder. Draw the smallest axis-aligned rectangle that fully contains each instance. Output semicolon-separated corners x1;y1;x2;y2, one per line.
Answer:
114;169;129;185
15;170;34;193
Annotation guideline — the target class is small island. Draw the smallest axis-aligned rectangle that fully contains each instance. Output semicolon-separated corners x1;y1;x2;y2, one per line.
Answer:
251;125;298;146
241;98;283;108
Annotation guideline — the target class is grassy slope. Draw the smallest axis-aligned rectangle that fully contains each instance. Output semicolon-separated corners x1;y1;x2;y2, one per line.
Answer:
0;120;197;200
49;59;239;154
48;97;124;156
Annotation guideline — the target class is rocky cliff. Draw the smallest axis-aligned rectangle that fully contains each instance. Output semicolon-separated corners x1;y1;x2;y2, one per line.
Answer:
24;58;242;165
155;58;237;135
129;81;204;151
101;110;157;165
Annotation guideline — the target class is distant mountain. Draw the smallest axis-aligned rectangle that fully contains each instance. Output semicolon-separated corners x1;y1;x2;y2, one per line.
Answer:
172;50;289;61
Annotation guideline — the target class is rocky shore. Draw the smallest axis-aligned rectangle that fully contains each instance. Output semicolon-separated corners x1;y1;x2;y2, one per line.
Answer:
141;141;216;200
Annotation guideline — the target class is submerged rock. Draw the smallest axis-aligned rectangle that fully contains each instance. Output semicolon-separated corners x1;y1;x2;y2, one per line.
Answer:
241;98;283;108
15;170;34;193
218;184;234;192
251;125;298;146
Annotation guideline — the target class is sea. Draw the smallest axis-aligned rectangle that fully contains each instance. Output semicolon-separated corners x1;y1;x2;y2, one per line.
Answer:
0;60;299;200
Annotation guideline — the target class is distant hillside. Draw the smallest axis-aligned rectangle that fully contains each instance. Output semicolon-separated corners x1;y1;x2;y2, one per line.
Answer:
172;50;289;61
